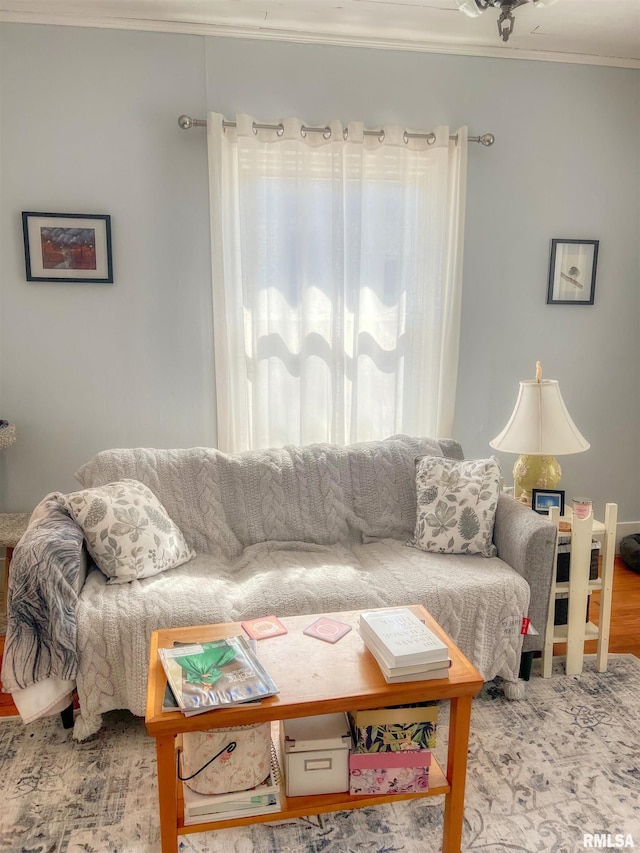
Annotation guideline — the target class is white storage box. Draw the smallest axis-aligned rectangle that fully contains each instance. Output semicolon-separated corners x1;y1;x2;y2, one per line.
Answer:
280;712;352;797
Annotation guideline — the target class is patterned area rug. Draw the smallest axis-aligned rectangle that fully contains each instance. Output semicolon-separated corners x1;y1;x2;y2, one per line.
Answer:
2;655;640;853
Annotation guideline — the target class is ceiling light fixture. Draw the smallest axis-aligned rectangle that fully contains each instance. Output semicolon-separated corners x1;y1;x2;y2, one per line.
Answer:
456;0;556;43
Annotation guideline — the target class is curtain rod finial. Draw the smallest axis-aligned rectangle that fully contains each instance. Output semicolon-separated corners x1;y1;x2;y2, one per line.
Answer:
178;115;194;130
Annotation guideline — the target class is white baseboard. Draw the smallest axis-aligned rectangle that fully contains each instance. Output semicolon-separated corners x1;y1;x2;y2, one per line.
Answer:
616;522;640;554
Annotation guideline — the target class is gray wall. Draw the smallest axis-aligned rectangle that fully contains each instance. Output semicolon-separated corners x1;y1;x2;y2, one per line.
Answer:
0;25;214;509
1;24;639;524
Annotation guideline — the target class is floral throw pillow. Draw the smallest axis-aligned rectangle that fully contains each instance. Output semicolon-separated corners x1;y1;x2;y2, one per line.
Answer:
409;456;500;557
65;479;195;583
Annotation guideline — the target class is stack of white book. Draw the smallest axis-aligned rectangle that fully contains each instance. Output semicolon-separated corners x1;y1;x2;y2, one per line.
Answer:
359;608;451;683
183;740;282;825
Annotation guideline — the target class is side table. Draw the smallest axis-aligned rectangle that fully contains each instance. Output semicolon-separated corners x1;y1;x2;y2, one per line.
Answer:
542;503;617;677
1;513;30;616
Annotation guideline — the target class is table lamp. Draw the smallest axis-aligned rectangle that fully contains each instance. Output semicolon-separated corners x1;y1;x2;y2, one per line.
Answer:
489;362;590;504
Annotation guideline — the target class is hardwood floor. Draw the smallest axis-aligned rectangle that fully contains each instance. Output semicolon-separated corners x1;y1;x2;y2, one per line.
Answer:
0;557;638;719
584;556;640;656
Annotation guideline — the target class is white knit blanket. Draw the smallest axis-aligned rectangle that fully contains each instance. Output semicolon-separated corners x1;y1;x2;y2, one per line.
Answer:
73;538;527;740
69;437;528;739
5;437;537;739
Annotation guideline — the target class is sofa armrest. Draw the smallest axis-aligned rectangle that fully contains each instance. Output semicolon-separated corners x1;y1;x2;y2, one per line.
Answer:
493;492;558;652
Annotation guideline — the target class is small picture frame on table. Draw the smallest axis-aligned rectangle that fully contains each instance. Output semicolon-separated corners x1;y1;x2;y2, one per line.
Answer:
547;239;598;305
531;488;565;515
22;211;113;283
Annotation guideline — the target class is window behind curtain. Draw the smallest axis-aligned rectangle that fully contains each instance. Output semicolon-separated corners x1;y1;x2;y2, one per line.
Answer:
208;115;468;452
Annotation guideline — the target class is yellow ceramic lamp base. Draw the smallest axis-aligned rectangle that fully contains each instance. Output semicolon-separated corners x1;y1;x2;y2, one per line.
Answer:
513;454;562;505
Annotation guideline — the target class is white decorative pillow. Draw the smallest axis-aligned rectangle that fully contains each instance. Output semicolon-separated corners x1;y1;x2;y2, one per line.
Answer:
409;456;500;557
65;479;195;583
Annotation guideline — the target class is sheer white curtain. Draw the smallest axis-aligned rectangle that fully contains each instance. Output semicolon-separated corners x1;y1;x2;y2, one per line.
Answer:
208;113;467;453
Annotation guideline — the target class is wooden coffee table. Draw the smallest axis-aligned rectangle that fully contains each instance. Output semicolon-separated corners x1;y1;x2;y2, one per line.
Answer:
145;605;483;853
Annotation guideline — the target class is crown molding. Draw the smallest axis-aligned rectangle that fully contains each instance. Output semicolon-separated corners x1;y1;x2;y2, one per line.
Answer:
1;11;638;69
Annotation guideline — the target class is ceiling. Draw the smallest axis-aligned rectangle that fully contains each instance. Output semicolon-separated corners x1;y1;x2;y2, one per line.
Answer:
0;0;639;68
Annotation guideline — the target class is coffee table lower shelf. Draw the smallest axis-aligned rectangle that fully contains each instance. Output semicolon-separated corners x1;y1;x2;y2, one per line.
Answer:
176;743;450;835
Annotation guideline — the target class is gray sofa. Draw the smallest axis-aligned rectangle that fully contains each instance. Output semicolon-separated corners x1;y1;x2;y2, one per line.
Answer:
2;435;556;740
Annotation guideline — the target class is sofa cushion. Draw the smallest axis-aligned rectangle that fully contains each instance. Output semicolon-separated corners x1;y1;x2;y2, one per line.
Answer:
409;456;500;557
65;479;194;583
226;541;379;619
344;436;460;542
354;538;529;680
73;437;464;554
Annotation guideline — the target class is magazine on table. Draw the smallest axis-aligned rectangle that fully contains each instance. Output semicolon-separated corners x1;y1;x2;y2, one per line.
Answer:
162;681;216;716
162;638;263;715
158;634;279;712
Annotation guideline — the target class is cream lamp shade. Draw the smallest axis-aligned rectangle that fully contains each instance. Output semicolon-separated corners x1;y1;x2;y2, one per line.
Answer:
489;363;590;504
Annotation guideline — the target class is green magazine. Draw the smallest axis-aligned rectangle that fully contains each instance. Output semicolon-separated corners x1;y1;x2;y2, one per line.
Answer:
158;634;279;712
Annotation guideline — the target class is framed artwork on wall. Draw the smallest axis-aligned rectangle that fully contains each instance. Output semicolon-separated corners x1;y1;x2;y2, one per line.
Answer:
547;238;598;305
22;212;113;283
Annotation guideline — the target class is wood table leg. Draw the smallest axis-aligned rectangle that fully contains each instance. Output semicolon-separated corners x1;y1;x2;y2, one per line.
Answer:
442;695;473;853
155;734;178;853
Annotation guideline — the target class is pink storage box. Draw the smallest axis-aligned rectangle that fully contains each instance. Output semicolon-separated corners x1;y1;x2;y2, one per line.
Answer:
349;750;431;795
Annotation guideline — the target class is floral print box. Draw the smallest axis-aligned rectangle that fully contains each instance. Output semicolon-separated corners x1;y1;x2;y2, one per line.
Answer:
349;750;431;795
348;702;438;753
